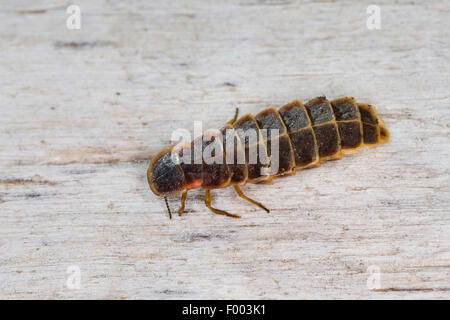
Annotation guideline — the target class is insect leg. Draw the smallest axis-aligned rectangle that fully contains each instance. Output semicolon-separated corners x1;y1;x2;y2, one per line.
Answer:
233;185;270;213
178;190;187;216
227;108;239;125
204;190;240;218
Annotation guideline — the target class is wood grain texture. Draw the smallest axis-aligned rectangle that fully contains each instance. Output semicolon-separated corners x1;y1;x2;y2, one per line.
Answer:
0;0;449;299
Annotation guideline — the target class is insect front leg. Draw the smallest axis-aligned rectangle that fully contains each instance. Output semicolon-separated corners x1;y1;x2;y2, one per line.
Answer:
227;108;239;125
178;190;187;216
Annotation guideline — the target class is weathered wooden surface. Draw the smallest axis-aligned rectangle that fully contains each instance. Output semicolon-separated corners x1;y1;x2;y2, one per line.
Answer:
0;0;449;299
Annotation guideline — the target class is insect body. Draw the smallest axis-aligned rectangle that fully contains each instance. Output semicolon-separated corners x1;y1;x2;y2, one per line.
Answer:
147;96;389;218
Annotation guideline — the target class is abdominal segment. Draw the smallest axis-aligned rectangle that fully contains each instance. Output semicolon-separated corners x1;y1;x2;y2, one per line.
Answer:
174;96;389;190
331;97;363;153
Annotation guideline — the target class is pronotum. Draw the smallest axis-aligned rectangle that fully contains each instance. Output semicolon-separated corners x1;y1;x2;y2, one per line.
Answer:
147;96;389;218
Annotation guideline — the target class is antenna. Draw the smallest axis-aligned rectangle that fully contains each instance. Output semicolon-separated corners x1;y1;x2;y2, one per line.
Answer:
164;197;172;219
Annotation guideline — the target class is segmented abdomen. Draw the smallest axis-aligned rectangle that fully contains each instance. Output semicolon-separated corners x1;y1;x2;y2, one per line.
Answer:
178;96;389;189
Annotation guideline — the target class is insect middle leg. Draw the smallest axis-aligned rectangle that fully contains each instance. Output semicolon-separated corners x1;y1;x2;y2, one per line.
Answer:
178;190;187;216
233;185;270;213
204;190;240;218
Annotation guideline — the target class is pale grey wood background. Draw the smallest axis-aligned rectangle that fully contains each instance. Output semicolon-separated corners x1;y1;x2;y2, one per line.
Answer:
0;0;449;299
